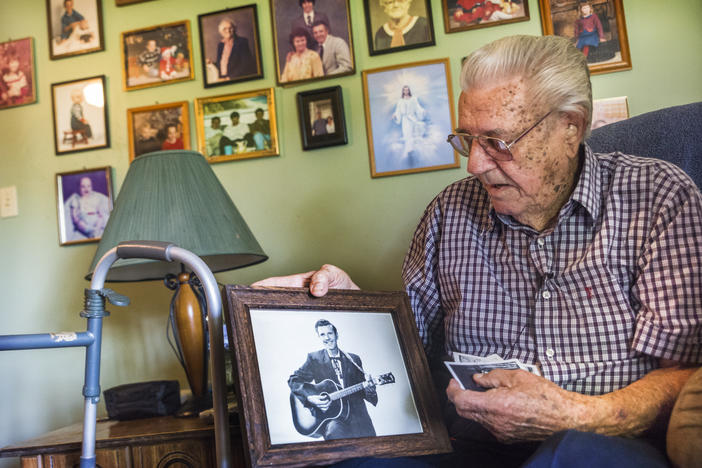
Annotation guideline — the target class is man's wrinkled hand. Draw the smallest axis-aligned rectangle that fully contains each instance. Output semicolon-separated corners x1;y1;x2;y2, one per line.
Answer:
251;264;359;297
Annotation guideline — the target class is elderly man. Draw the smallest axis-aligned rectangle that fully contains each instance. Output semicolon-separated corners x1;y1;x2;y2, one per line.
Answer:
255;35;701;466
311;20;352;76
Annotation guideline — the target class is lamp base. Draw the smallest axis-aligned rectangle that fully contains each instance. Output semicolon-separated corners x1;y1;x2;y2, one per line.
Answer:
176;388;213;418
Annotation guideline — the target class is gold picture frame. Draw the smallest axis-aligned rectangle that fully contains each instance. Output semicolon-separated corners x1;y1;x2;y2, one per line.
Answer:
126;101;191;162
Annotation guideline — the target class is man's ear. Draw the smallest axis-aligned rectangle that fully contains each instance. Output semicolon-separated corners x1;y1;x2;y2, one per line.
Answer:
563;113;585;148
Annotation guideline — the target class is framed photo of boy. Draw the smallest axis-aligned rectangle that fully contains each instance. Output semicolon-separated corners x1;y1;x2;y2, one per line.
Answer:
127;101;190;162
51;75;109;155
363;0;435;56
224;286;451;468
45;0;104;60
198;5;263;88
539;0;631;75
270;0;355;86
441;0;529;33
297;86;348;151
0;37;37;110
56;166;113;246
121;20;195;91
362;58;459;178
194;88;278;164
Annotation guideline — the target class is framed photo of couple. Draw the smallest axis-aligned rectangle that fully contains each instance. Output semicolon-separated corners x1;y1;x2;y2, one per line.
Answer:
224;286;451;468
270;0;355;86
297;86;348;151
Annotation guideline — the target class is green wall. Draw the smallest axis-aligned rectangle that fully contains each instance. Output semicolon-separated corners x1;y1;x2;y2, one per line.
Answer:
1;0;701;464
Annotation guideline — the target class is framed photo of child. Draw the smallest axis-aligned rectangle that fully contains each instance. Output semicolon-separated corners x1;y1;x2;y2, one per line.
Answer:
50;75;110;155
198;5;264;88
441;1;530;34
194;88;279;164
0;37;37;110
45;0;105;60
121;20;195;91
539;0;631;75
126;101;191;162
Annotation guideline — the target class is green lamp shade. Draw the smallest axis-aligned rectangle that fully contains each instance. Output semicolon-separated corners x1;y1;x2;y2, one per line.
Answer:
86;150;267;281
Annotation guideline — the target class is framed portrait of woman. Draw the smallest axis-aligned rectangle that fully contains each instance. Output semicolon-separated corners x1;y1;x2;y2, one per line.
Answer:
362;58;459;178
539;0;631;75
198;5;263;88
270;0;355;86
363;0;435;56
45;0;104;59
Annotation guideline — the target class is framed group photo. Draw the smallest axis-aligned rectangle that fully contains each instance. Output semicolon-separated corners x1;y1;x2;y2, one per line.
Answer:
45;0;104;59
0;37;37;110
441;0;530;33
270;0;355;86
194;88;278;164
539;0;631;75
362;58;459;178
297;86;348;151
198;5;263;88
363;0;435;56
224;287;451;468
126;101;190;162
121;20;194;91
51;75;109;155
56;166;113;246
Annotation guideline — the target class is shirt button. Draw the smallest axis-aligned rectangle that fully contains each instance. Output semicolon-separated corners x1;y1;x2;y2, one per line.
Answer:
546;348;555;358
537;238;545;247
542;290;551;299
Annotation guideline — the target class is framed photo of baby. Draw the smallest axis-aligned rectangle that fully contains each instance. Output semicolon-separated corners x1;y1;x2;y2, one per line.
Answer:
270;0;355;86
198;5;263;88
121;20;195;91
0;38;37;110
363;0;435;56
441;0;530;33
50;75;110;155
45;0;104;59
127;101;190;162
539;0;631;75
56;166;113;246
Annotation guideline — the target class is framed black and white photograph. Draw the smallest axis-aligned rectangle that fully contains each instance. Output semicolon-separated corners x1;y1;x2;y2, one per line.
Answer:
56;166;113;246
297;85;347;151
198;5;263;88
225;287;451;468
45;0;104;59
363;0;435;56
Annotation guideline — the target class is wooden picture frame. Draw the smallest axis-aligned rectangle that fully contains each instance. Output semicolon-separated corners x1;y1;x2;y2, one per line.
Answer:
115;0;155;5
297;86;348;151
194;88;278;164
45;0;104;60
362;58;459;178
56;166;113;246
539;0;631;75
224;286;451;468
50;75;110;155
0;37;37;110
363;0;435;56
121;20;195;91
270;0;355;86
441;0;530;33
126;101;190;162
198;5;264;88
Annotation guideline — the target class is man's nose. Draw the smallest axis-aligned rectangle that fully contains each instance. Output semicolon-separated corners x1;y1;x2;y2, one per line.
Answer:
465;139;497;176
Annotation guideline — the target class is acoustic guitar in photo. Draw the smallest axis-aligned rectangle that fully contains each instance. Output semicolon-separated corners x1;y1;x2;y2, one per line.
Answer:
290;372;395;438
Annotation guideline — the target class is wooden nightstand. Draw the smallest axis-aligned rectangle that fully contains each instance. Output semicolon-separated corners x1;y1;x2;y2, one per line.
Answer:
0;414;246;467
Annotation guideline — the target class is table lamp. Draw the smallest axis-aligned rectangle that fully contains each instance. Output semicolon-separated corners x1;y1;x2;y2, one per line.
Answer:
85;150;267;415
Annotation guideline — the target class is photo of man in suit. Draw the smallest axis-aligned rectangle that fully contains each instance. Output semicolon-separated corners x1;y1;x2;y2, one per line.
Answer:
288;319;378;440
311;20;352;75
290;0;330;50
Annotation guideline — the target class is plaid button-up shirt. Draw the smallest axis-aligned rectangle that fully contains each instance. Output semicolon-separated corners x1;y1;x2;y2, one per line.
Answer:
403;145;702;395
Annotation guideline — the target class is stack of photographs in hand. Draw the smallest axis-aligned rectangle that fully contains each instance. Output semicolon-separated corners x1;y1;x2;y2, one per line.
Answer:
445;352;541;392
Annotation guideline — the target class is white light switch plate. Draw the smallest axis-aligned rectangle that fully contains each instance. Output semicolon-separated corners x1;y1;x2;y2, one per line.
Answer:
0;185;18;218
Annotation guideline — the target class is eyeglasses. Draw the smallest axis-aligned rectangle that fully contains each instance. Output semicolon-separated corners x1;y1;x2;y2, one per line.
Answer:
446;111;553;162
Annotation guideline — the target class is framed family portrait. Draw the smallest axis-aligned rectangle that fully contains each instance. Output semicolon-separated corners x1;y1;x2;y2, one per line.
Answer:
51;75;109;155
539;0;631;75
56;166;113;246
45;0;104;60
0;37;37;110
297;86;348;151
270;0;355;86
363;0;435;56
198;5;263;88
362;58;459;178
194;88;278;164
441;0;529;33
126;101;190;162
121;20;195;91
224;287;451;468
